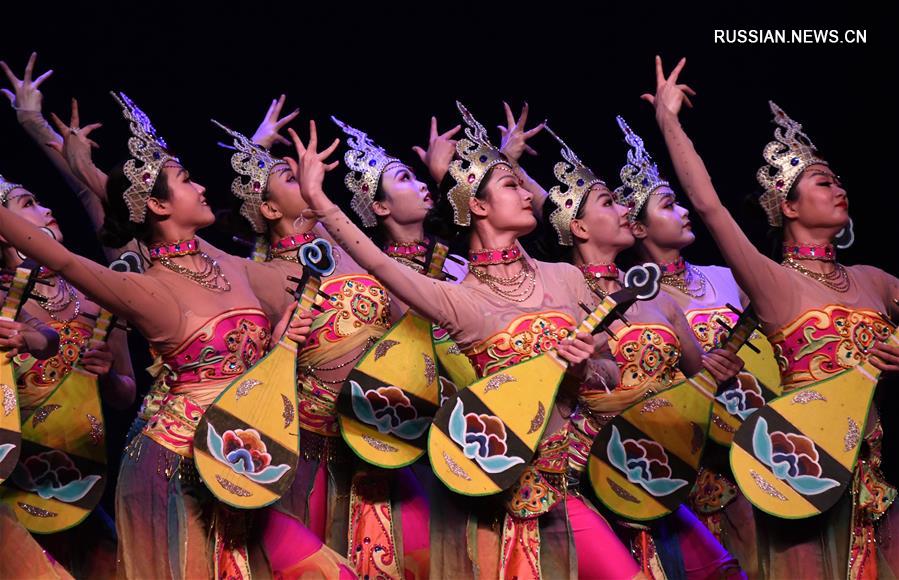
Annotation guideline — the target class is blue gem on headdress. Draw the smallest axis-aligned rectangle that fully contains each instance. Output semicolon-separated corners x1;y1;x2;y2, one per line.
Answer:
258;160;266;168
790;157;800;166
369;159;377;167
152;151;161;160
479;155;488;163
641;178;649;186
576;179;585;187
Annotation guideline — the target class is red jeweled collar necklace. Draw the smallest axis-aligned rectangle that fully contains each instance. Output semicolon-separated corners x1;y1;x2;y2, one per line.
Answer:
578;263;619;279
385;240;428;259
148;238;200;260
271;232;318;255
657;257;686;276
468;245;522;266
782;243;835;262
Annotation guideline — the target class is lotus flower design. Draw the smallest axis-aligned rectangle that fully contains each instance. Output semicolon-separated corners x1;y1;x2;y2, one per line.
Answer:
447;399;525;474
11;449;100;502
350;382;430;440
751;417;839;495
206;425;291;484
606;426;688;497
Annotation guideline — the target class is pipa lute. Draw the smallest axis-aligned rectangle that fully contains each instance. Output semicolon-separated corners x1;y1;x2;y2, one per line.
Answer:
731;303;898;519
589;306;760;521
429;264;662;496
0;266;40;484
194;238;335;508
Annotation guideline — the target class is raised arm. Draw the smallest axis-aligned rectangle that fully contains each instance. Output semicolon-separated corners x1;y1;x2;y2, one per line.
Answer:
1;54;107;222
0;204;178;340
287;122;476;334
411;115;461;185
497;101;549;217
644;56;787;324
199;238;298;323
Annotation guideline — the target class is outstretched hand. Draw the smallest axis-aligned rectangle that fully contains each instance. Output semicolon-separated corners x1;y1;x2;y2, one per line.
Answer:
498;101;543;163
412;116;461;184
284;120;341;211
640;56;697;118
1;52;53;113
47;98;102;154
252;94;299;149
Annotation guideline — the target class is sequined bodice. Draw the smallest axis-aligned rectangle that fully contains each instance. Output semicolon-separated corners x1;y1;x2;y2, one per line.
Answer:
14;319;92;414
464;311;576;378
160;308;270;395
296;274;392;437
610;323;683;393
769;305;893;391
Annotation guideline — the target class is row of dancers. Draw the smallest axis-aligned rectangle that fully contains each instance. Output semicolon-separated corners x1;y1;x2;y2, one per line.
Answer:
0;51;896;579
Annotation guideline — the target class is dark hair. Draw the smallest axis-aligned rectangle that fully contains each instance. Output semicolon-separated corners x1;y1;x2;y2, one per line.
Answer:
100;162;171;248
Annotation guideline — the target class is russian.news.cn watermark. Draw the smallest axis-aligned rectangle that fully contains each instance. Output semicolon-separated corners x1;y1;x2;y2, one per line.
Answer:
714;29;867;44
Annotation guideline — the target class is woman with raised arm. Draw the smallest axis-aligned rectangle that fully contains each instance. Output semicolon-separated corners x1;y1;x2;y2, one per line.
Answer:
605;113;780;574
0;170;135;577
538;125;746;579
0;92;314;579
645;55;899;579
1;53;128;261
286;103;645;579
214;109;435;579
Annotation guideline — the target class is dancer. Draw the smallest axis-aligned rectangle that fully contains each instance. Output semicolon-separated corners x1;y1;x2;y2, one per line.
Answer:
0;92;312;579
611;111;779;575
285;103;647;578
214;108;429;578
0;170;134;577
523;119;745;578
644;55;899;579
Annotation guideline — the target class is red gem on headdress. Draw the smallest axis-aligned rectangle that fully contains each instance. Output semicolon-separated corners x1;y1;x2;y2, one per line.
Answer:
776;180;785;189
142;173;152;184
252;181;261;193
467;174;476;184
362;184;370;193
565;199;574;208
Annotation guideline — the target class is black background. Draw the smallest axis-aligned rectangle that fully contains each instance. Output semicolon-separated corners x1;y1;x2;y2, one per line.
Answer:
1;2;897;509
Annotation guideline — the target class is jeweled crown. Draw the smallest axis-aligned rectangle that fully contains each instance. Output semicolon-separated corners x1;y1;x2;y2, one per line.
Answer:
756;101;828;227
0;173;23;206
331;116;400;228
545;125;606;246
110;92;179;223
212;119;287;234
446;101;509;226
613;115;670;222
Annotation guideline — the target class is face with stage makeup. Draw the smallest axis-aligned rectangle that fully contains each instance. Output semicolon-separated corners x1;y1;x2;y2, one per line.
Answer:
631;187;695;250
468;164;536;236
144;162;215;230
2;188;63;242
260;162;308;225
372;162;433;226
781;164;849;233
570;184;634;252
